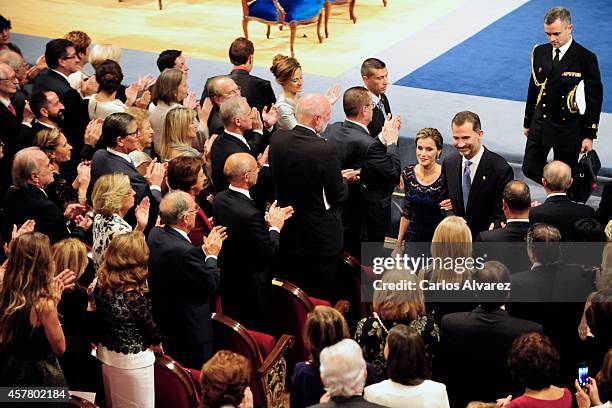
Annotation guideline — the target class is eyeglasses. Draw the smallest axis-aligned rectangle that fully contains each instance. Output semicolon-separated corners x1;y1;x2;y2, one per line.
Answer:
63;54;78;60
0;76;18;83
220;86;241;98
186;204;199;214
124;129;140;137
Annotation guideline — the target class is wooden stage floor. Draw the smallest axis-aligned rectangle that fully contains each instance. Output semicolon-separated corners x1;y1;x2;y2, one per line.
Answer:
7;0;465;77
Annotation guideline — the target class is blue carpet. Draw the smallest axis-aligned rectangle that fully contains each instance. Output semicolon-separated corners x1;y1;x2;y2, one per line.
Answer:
395;0;612;113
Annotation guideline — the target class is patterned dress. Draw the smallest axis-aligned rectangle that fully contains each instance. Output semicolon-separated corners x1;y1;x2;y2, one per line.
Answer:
354;313;440;378
92;213;132;271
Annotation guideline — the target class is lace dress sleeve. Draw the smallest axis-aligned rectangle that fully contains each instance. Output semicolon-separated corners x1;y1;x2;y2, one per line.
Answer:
125;291;162;346
401;166;412;219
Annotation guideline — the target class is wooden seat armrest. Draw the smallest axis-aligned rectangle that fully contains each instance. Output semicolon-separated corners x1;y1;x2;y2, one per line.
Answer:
258;334;294;374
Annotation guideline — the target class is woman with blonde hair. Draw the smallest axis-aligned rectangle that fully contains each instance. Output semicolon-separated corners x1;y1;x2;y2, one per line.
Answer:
150;68;188;153
34;127;91;207
91;173;149;270
0;232;75;386
270;54;340;130
94;231;162;408
89;44;122;69
355;268;439;379
160;106;200;162
418;216;476;322
291;305;378;408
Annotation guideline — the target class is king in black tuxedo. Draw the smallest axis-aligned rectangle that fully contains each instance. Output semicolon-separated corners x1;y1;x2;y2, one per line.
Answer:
147;191;224;369
269;94;349;301
522;9;603;183
213;153;292;331
442;112;513;239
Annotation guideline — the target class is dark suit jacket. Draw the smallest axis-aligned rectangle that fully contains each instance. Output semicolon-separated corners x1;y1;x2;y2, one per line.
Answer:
0;95;26;194
596;180;612;226
439;307;542;407
325;120;400;242
91;149;162;229
147;226;219;358
475;220;531;273
441;147;513;238
33;69;89;179
3;184;70;244
476;220;530;243
270;125;348;255
529;194;595;241
213;188;279;327
308;396;386;408
524;40;603;145
367;94;391;138
201;68;276;114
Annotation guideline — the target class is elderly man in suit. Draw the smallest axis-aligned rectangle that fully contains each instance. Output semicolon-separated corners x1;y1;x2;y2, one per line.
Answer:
522;7;603;184
91;112;165;229
529;160;595;241
361;58;392;138
439;261;542;407
213;152;293;330
33;39;91;181
270;93;356;301
0;62;24;194
325;86;401;254
147;191;226;369
201;38;276;115
3;147;91;243
440;111;513;239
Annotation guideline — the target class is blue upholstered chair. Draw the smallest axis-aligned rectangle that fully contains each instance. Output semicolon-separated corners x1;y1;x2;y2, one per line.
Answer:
324;0;357;38
241;0;326;56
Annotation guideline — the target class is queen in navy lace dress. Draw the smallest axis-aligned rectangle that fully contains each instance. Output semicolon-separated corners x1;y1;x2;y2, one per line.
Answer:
394;129;447;254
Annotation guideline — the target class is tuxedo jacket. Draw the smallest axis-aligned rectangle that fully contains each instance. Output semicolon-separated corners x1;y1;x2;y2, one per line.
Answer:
0;95;26;194
529;194;595;241
147;226;219;356
91;149;162;229
367;93;391;138
270;125;348;255
3;184;70;244
476;220;530;242
213;189;280;323
596;180;612;226
441;147;513;238
524;40;603;145
439;307;542;407
475;220;531;273
33;69;89;178
201;69;276;114
309;396;386;408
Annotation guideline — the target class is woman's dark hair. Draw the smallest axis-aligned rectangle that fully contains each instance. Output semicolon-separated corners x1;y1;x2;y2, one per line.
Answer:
0;15;11;31
587;288;612;347
508;332;560;390
167;155;203;192
386;324;429;385
95;59;124;94
303;306;349;369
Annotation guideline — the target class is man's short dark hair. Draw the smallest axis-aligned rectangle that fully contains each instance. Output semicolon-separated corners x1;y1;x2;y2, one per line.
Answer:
527;223;561;264
0;15;11;31
574;218;607;242
452;110;482;132
45;39;73;69
508;332;560;390
360;58;386;78
343;86;370;118
102;112;134;148
229;38;254;66
474;261;511;309
386;325;429;385
30;91;51;119
157;49;182;72
503;180;531;212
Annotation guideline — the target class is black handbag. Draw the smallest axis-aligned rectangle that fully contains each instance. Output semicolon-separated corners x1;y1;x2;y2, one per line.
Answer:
567;150;601;203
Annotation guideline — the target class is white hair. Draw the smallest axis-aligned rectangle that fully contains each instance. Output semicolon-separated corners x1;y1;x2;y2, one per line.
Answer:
319;339;366;397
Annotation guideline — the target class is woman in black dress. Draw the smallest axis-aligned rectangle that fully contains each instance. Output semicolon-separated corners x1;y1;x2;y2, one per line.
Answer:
0;232;75;386
393;128;447;256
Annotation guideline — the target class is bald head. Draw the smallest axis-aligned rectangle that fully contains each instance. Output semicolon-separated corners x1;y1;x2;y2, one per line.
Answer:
224;152;257;188
209;76;240;106
159;190;193;227
296;93;331;134
543;160;572;192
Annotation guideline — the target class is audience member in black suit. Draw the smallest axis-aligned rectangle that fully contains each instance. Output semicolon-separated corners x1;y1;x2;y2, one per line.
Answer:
205;76;240;137
476;180;532;273
0;50;29;101
325;87;401;253
91;112;165;230
0;62;25;194
308;339;387;408
33;39;90;181
361;58;391;138
156;49;189;77
269;93;355;301
572;218;607;268
213;153;293;331
509;223;596;386
596;180;612;227
438;261;543;407
529;160;596;241
440;111;513;239
19;91;63;150
3;147;91;243
147;191;226;369
200;38;275;114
